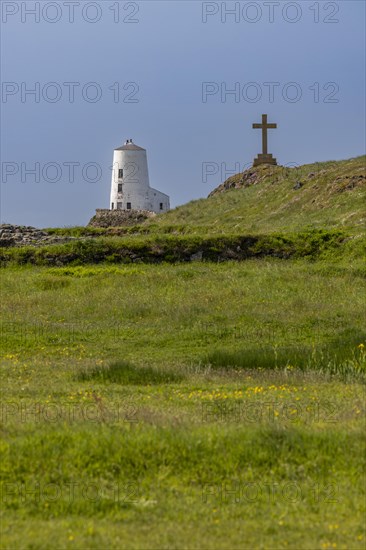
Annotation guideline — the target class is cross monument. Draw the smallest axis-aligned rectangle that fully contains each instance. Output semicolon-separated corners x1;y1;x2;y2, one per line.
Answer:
252;114;277;166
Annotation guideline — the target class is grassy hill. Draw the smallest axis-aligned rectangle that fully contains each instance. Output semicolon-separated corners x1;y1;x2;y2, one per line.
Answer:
2;156;363;267
145;156;365;235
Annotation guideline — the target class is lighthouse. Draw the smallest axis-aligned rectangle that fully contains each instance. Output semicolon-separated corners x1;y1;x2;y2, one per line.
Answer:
110;139;170;213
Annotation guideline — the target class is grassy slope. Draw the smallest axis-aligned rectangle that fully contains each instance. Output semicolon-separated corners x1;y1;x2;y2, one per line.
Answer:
145;156;366;235
12;156;360;268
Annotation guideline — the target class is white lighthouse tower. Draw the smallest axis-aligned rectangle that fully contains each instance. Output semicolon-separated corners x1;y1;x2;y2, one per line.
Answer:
110;139;170;213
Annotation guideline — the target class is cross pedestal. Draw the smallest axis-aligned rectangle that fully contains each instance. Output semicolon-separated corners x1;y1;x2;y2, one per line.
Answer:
253;154;277;166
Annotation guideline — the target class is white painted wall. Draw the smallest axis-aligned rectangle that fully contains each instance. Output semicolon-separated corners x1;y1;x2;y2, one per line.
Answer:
110;140;170;213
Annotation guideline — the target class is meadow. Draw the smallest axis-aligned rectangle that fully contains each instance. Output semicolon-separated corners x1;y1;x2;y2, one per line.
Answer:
1;258;365;549
1;156;365;548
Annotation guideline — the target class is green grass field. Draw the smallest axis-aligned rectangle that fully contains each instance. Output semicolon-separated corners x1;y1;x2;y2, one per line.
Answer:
1;258;365;549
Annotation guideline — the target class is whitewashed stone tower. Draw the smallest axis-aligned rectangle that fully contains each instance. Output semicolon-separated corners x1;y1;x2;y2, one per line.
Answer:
110;139;170;213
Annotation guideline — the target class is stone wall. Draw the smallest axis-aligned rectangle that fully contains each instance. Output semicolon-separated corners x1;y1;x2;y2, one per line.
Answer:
88;209;156;228
0;225;73;247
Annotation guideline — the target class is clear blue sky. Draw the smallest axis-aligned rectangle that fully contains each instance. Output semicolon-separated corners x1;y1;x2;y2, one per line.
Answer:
1;0;365;227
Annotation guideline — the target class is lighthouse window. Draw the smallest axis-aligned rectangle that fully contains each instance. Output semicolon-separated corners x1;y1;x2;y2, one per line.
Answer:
118;169;123;179
127;202;132;210
117;202;122;210
160;203;163;210
118;184;122;193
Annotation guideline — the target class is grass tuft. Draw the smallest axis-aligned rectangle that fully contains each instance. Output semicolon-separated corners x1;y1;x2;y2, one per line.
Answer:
204;331;366;380
37;276;71;290
76;360;183;385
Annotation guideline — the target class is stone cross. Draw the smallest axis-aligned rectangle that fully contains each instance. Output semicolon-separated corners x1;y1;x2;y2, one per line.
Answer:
252;114;277;166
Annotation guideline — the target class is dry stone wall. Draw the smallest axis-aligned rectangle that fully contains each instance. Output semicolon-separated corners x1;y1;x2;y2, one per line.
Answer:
0;225;73;247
